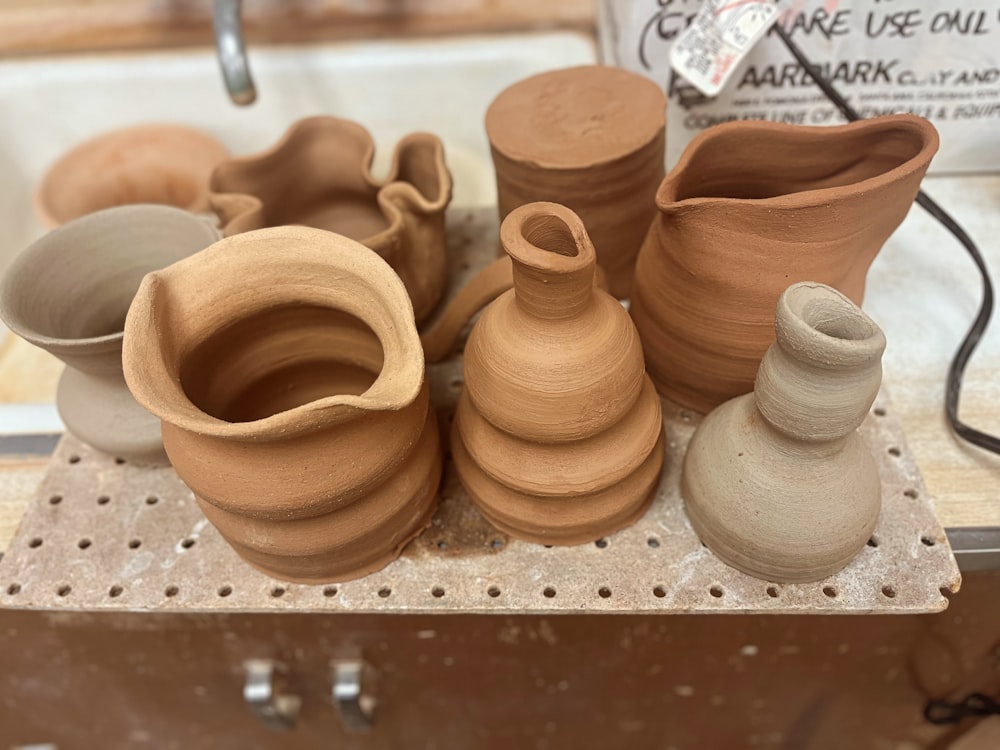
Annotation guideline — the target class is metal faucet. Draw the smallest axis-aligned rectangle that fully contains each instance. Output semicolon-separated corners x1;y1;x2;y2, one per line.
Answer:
214;0;257;106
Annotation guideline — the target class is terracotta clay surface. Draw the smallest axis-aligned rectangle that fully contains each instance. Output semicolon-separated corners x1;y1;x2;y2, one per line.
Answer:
35;124;228;228
631;114;939;413
122;225;441;583
453;202;663;545
683;282;887;583
485;65;665;298
0;204;220;463
209;116;453;324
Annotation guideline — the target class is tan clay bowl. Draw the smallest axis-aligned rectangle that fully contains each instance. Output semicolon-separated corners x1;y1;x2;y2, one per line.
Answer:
35;124;229;228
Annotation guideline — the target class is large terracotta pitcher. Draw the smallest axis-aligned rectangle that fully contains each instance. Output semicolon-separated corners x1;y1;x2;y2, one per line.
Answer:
122;226;441;583
631;114;938;413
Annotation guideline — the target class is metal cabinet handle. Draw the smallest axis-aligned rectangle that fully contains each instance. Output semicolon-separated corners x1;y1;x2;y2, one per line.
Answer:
243;659;301;731
332;660;377;732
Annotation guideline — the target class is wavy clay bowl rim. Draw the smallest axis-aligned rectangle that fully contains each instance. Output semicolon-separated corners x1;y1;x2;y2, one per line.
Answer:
656;114;940;212
0;204;221;355
209;115;453;236
122;225;425;441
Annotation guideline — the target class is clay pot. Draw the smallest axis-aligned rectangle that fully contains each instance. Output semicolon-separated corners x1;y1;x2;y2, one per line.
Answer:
485;65;666;299
35;124;229;228
122;225;441;583
631;114;938;413
0;205;220;464
682;282;886;583
208;116;453;324
452;202;664;545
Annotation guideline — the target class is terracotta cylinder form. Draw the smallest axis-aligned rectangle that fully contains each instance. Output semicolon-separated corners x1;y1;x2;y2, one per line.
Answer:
0;205;220;464
682;282;886;583
485;65;666;298
452;202;664;545
631;114;939;413
208;116;453;324
122;226;441;583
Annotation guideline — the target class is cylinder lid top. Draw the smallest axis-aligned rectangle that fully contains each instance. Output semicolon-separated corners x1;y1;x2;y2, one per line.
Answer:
485;65;666;169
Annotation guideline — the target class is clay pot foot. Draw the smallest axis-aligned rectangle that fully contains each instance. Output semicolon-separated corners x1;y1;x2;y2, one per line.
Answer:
453;425;664;546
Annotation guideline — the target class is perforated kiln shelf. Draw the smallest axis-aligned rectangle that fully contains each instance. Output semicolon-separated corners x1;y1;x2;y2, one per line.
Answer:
0;377;960;615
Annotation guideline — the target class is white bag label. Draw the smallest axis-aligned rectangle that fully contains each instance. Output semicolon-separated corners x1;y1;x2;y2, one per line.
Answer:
670;0;783;96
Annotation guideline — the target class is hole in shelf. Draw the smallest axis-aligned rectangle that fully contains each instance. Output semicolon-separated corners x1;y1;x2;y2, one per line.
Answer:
108;585;123;598
767;585;780;598
57;585;71;597
378;587;391;599
904;489;919;499
97;495;110;505
887;446;901;457
653;585;666;598
598;587;612;599
165;586;179;598
543;586;556;598
7;583;21;596
543;544;553;549
882;585;897;599
867;536;879;548
68;454;80;464
323;586;338;598
431;586;445;598
647;537;660;548
921;535;936;547
271;586;285;598
77;539;92;550
490;539;504;551
823;586;838;598
145;496;159;506
49;494;63;505
217;585;233;598
181;538;196;549
28;538;42;549
873;407;886;417
114;457;126;465
488;586;501;598
437;540;448;551
595;538;608;549
128;539;141;550
709;585;724;599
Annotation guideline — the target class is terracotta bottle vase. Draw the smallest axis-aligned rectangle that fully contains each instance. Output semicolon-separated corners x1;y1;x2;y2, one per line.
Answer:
452;202;664;545
485;65;666;299
682;282;886;583
35;124;229;228
631;114;938;414
208;116;453;324
0;205;220;464
122;226;441;583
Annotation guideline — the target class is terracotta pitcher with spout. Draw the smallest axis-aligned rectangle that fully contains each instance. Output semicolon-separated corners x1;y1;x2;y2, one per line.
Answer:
631;114;938;414
123;226;441;583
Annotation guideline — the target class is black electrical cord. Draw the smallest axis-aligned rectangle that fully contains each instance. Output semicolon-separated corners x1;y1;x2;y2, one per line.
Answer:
774;22;1000;455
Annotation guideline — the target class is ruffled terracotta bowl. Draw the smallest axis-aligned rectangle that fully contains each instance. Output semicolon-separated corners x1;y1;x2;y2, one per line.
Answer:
35;124;229;228
208;116;453;324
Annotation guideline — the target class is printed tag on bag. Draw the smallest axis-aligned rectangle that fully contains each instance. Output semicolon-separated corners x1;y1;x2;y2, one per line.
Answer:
670;0;784;97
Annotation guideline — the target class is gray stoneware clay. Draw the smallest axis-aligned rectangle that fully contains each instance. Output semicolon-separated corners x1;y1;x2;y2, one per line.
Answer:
682;282;886;583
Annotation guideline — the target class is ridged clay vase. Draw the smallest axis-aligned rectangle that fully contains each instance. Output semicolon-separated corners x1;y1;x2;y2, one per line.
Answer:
452;202;664;545
209;116;452;324
122;226;441;583
631;114;938;413
682;282;886;583
0;205;220;464
35;124;229;228
485;65;666;299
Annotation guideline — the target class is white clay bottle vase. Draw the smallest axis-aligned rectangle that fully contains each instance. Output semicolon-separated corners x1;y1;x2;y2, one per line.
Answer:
452;202;665;545
682;282;886;583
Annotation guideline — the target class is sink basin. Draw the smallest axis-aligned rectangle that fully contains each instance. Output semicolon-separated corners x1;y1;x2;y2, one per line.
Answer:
0;31;596;419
